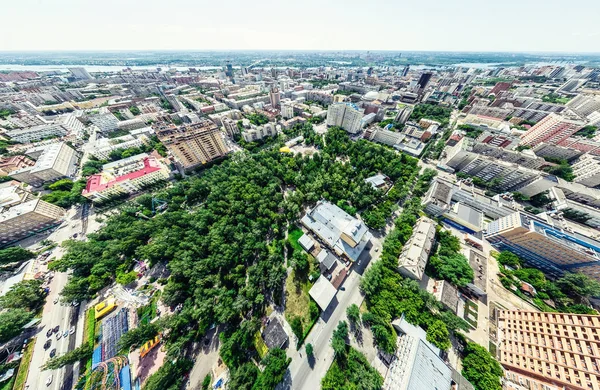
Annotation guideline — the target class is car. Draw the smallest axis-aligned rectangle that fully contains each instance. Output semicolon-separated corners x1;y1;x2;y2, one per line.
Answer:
63;330;68;338
45;375;52;386
43;340;51;350
340;286;345;291
69;326;75;335
72;301;80;307
72;233;78;238
56;332;61;341
46;329;53;338
49;349;56;358
53;326;59;333
53;298;58;304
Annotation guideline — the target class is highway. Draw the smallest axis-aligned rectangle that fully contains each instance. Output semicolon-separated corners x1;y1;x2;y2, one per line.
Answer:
282;236;382;390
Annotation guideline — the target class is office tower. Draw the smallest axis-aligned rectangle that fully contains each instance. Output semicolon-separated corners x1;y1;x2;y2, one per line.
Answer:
271;68;277;78
485;212;600;281
417;72;432;90
394;105;413;124
68;67;92;80
155;120;229;169
497;310;600;390
519;113;584;147
401;65;410;77
326;103;364;134
269;87;281;108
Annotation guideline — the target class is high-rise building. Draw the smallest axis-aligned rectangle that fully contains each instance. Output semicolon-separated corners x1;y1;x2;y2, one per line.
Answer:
155;120;229;169
394;105;413;124
269;87;281;108
497;310;600;390
68;67;92;80
416;72;432;91
326;103;364;134
519;113;584;147
571;154;600;188
222;117;240;138
281;104;294;120
485;212;600;280
0;197;65;246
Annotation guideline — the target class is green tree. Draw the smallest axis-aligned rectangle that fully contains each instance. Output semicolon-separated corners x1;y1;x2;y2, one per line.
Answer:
0;247;35;265
497;251;521;268
0;279;45;311
290;251;309;274
290;316;303;340
346;304;360;326
143;359;192;390
461;343;503;390
202;374;211;390
117;322;160;351
252;348;290;390
305;343;313;357
557;273;600;301
229;363;258;390
0;308;33;343
426;320;450;350
42;344;93;370
429;253;474;287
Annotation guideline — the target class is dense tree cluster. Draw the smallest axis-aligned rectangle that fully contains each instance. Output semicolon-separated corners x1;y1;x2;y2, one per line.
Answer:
0;309;33;343
409;103;452;127
427;230;474;288
360;198;470;353
0;279;46;311
322;343;383;390
0;247;35;265
42;344;93;370
55;125;417;388
461;342;503;390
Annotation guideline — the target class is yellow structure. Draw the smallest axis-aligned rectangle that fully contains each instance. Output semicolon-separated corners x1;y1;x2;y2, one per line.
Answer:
279;146;291;153
139;335;161;358
94;297;117;320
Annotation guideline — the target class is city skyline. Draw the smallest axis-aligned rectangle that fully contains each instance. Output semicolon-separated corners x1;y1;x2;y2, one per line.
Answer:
2;0;600;52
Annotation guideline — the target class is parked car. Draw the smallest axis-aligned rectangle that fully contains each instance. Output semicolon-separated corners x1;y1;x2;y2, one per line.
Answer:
46;329;53;338
53;326;59;333
72;301;79;307
53;298;58;304
49;349;56;358
62;330;68;338
56;332;61;341
43;340;51;350
69;326;75;335
45;375;53;386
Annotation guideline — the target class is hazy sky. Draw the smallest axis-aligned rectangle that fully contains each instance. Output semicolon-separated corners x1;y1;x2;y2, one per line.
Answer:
2;0;599;52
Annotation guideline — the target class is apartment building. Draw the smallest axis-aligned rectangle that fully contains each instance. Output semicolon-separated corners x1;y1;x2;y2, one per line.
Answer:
89;130;152;160
397;217;436;281
571;154;600;188
221;117;240;138
520;114;584;147
10;142;78;187
497;310;600;390
6;123;69;143
0;198;65;246
241;123;278;142
485;212;600;280
0;155;35;176
326;102;364;134
281;103;294;119
155;120;229;169
82;152;170;202
567;94;600;118
90;113;119;133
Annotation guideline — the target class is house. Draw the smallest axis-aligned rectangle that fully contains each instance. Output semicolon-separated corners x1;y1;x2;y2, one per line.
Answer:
309;275;337;311
397;217;436;281
262;318;288;349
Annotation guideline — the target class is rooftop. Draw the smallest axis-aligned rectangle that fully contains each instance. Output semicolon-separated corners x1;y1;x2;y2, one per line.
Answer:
262;318;288;349
309;275;337;310
83;155;162;194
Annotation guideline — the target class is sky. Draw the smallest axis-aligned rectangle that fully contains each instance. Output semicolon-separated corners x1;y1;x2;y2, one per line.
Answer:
1;0;599;53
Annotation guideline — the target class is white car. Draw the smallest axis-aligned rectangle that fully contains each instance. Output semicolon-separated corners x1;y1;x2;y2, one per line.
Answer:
69;326;75;335
45;375;53;386
53;298;58;304
56;332;62;341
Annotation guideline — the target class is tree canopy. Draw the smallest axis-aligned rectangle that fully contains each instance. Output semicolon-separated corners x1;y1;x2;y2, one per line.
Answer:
461;343;503;390
0;247;35;265
0;309;33;343
0;279;46;311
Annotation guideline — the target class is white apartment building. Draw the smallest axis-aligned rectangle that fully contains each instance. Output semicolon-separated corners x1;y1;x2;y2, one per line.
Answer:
571;154;600;188
90;113;119;133
222;117;240;138
242;123;278;142
0;198;65;245
326;103;364;134
6;123;68;143
281;104;294;119
82;152;171;202
10;142;78;187
397;217;436;281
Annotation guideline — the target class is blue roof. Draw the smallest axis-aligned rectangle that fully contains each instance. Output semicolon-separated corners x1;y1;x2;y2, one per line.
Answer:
91;346;102;369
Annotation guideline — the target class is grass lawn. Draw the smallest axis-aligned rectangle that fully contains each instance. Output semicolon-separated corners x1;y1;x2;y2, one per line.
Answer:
82;308;97;375
253;331;268;359
13;338;35;390
285;271;313;330
288;226;304;255
138;291;161;325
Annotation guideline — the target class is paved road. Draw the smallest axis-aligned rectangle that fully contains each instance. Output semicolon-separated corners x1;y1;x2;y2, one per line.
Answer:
281;236;382;390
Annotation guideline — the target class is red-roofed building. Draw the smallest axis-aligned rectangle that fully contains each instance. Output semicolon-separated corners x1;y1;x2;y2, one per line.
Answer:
82;153;170;202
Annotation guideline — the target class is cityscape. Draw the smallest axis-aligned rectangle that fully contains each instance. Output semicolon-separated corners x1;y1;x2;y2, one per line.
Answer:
1;9;600;390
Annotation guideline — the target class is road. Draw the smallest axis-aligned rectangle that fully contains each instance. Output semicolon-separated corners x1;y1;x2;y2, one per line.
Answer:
24;206;102;390
281;236;382;390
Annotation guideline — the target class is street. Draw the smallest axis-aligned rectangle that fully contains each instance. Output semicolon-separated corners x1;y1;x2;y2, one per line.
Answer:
280;236;382;390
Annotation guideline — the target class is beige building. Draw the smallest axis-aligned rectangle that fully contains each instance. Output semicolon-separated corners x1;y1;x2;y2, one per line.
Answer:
0;156;35;176
397;217;436;280
155;120;229;169
497;310;600;390
0;199;65;246
520;113;584;147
